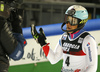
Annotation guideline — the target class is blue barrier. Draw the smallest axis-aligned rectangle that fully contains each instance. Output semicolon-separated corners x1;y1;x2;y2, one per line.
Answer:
84;19;100;31
22;19;100;39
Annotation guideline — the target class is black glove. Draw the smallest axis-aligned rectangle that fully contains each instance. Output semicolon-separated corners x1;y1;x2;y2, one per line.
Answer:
31;24;47;46
9;9;23;34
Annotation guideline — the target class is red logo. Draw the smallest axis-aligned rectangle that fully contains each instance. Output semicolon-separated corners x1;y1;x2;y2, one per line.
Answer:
74;69;81;72
24;41;26;44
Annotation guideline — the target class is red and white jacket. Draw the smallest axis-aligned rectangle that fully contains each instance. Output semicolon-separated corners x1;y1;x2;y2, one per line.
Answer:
42;30;98;72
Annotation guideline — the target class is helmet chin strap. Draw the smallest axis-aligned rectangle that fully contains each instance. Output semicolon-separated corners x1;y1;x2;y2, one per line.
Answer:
61;22;85;34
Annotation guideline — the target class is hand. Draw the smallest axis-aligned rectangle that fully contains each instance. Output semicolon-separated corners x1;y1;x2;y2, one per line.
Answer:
31;24;47;46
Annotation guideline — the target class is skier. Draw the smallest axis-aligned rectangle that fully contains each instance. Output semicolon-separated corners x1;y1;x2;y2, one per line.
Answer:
31;5;98;72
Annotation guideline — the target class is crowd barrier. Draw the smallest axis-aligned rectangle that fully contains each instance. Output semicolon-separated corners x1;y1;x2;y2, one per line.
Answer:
22;19;100;39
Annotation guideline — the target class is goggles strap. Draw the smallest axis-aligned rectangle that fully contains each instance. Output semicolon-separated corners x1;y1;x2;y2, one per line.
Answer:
61;22;85;33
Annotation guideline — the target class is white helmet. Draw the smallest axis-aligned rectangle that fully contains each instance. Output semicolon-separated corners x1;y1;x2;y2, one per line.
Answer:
61;5;88;32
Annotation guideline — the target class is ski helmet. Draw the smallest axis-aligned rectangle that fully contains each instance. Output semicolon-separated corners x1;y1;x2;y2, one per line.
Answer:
61;5;88;32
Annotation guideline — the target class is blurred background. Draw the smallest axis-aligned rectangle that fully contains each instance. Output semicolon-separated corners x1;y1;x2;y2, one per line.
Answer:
19;0;100;27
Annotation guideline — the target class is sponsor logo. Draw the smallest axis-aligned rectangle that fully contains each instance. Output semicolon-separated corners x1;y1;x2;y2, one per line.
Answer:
61;68;74;72
87;42;92;62
62;35;67;40
79;19;88;24
16;50;22;58
61;68;81;72
62;42;80;52
74;69;81;72
78;37;83;44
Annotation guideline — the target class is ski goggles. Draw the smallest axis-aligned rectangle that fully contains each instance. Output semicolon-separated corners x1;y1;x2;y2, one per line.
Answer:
64;15;78;26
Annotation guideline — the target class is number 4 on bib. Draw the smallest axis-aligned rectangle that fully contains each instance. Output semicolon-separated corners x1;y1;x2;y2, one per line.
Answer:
65;56;70;66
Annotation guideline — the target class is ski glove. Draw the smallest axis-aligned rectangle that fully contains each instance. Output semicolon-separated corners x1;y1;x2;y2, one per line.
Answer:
31;24;47;46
